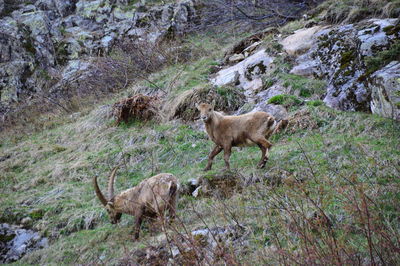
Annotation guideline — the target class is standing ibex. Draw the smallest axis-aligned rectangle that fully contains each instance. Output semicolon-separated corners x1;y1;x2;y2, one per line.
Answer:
197;102;288;171
93;166;179;240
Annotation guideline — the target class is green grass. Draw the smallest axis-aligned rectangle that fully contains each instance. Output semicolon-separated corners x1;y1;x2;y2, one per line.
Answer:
365;39;400;75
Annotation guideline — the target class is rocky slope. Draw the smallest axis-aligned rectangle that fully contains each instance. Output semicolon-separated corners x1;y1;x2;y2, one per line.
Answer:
0;0;197;110
211;18;400;120
0;0;399;265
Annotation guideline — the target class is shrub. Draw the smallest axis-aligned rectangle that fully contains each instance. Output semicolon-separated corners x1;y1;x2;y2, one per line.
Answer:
112;94;160;125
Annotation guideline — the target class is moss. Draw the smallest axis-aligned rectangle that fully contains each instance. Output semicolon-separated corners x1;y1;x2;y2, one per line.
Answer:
268;94;303;107
307;100;324;107
383;24;400;36
340;50;356;70
365;40;400;75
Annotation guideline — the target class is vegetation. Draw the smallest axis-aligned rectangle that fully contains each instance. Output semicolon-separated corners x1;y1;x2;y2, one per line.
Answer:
313;0;400;23
1;0;400;265
365;39;400;75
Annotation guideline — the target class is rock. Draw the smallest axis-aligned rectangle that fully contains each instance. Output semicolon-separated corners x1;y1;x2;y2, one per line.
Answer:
20;217;32;227
195;171;243;199
0;0;4;14
223;27;279;64
212;50;274;96
370;61;400;120
252;103;288;121
0;223;48;264
286;18;399;116
0;0;200;111
280;26;324;56
192;185;203;197
228;53;245;63
290;53;318;77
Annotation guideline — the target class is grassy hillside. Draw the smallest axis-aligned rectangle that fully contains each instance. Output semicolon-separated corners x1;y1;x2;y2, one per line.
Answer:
1;7;400;266
1;91;399;264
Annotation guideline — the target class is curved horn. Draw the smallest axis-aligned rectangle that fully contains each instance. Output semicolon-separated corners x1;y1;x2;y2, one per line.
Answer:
108;165;120;200
93;176;108;206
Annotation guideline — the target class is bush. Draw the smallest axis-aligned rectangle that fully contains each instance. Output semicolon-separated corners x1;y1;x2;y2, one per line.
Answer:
112;94;160;125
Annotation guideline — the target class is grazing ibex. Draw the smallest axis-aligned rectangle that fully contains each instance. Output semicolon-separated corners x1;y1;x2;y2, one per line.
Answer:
93;166;179;240
196;102;288;171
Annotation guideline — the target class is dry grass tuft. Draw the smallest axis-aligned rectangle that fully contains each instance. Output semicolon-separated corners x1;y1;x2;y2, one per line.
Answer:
112;94;160;125
165;85;245;121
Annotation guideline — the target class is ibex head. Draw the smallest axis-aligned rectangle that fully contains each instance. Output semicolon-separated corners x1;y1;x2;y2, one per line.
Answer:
93;166;122;224
196;101;215;122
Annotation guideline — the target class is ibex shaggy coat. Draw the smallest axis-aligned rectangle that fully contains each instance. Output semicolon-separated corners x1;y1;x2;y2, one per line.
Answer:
197;102;287;170
93;166;179;240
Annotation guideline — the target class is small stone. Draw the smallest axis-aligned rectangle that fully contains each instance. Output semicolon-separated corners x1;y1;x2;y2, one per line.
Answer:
192;186;203;197
228;53;245;63
21;217;33;226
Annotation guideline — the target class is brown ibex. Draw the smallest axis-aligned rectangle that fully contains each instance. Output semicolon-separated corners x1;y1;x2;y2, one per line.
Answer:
196;102;288;171
93;166;179;240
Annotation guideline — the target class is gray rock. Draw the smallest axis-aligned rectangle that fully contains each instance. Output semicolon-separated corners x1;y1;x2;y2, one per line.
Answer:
280;26;324;56
0;223;48;264
0;0;4;15
370;61;400;120
251;103;288;121
20;217;32;226
228;53;245;63
212;49;274;96
0;0;200;109
287;18;399;115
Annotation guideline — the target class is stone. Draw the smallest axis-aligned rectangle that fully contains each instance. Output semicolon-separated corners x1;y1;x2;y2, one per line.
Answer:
20;217;32;226
228;53;245;63
280;26;324;56
370;61;400;120
0;223;48;264
251;103;288;121
285;18;399;115
0;0;4;14
192;186;203;197
212;49;274;96
290;54;318;77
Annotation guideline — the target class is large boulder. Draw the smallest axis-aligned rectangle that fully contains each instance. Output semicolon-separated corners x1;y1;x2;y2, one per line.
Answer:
0;0;200;110
369;61;400;120
211;49;274;96
286;18;400;117
280;26;324;56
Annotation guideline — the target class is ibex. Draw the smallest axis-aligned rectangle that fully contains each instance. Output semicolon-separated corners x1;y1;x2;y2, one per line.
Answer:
93;166;179;240
196;102;288;171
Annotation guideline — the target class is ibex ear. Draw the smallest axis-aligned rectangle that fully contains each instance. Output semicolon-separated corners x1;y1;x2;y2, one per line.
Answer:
211;100;216;109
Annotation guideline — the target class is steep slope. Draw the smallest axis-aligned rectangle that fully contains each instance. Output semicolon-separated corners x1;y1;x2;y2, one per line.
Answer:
1;1;400;265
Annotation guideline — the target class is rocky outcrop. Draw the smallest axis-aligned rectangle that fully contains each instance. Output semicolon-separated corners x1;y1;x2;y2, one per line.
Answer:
211;49;274;96
370;61;400;120
0;223;48;264
0;0;198;108
283;18;400;119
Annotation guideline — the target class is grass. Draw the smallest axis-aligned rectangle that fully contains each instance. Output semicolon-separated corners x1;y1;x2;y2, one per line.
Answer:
365;39;400;75
312;0;400;23
1;100;399;264
1;9;400;264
